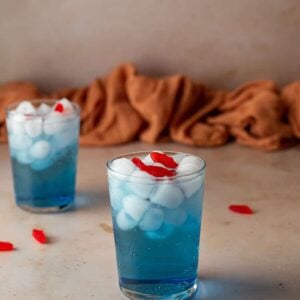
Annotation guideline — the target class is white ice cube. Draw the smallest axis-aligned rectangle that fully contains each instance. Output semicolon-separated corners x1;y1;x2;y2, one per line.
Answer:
151;182;184;209
152;162;166;168
109;185;126;212
110;158;136;176
177;156;204;174
139;207;164;231
16;101;36;115
176;156;205;198
172;153;187;164
30;140;51;159
7;112;26;135
127;170;155;198
43;111;67;135
123;195;150;222
165;208;187;226
53;128;78;150
24;117;42;138
116;210;137;231
57;98;74;113
178;176;204;198
16;151;34;165
9;134;32;150
37;103;51;115
142;154;153;165
176;163;200;174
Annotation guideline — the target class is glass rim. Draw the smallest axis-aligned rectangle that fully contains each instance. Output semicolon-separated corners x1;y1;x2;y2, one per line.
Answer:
107;150;206;180
5;99;81;118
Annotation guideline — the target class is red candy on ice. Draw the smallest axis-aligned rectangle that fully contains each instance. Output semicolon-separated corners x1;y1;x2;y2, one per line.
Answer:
132;157;176;177
0;241;14;251
150;152;178;169
54;103;64;113
229;204;254;215
32;229;47;244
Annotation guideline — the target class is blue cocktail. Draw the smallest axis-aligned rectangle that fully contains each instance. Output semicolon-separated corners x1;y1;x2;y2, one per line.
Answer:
107;151;205;299
6;99;80;213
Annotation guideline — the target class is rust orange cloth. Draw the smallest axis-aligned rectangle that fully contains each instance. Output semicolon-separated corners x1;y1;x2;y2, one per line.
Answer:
0;64;299;150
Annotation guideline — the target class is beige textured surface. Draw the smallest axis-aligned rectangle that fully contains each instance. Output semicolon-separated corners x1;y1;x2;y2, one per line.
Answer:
1;0;300;91
0;143;300;299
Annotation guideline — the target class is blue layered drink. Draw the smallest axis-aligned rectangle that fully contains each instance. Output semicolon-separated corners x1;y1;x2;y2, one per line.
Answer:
107;151;205;299
6;99;80;213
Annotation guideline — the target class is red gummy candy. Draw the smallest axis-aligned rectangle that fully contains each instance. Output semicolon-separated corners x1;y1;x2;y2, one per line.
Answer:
32;229;47;244
132;157;176;177
229;204;254;215
150;152;178;169
0;241;14;251
54;103;64;113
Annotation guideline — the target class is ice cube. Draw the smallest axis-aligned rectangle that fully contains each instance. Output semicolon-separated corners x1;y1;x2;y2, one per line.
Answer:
176;156;205;198
53;128;78;150
43;111;67;135
179;176;204;198
172;153;187;164
145;223;174;240
37;103;51;115
109;185;126;212
16;151;34;165
57;98;74;113
165;208;187;226
123;195;150;222
30;140;51;159
16;101;36;115
177;156;204;174
7;112;26;135
139;207;164;231
176;163;199;174
116;210;137;231
152;162;166;168
142;154;153;165
110;158;136;177
151;182;184;209
9;133;32;150
127;170;156;198
24;117;42;138
30;157;53;171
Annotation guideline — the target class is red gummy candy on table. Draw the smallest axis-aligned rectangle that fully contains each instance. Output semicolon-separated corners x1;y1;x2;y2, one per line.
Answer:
150;152;178;169
54;103;64;113
132;157;176;177
0;241;14;251
32;229;47;244
229;204;254;215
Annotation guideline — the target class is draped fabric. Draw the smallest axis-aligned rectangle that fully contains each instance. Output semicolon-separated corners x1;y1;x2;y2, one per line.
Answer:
1;64;299;150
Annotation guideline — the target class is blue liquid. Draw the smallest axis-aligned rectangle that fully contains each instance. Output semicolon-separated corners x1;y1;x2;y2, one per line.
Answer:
111;188;203;297
10;144;78;211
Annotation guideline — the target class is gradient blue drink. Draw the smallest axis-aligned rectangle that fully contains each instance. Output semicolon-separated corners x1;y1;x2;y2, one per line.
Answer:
107;151;205;299
6;99;80;213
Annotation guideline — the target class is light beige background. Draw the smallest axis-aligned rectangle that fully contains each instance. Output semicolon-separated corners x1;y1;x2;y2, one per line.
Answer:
0;0;300;92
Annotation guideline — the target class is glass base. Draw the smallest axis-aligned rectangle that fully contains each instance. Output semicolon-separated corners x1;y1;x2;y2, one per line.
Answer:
120;282;197;300
17;202;73;213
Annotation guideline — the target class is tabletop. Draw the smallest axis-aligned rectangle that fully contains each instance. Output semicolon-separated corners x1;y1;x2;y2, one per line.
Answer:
0;143;299;300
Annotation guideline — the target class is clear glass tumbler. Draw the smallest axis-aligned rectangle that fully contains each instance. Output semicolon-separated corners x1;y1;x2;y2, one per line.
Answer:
6;99;80;213
107;151;206;299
